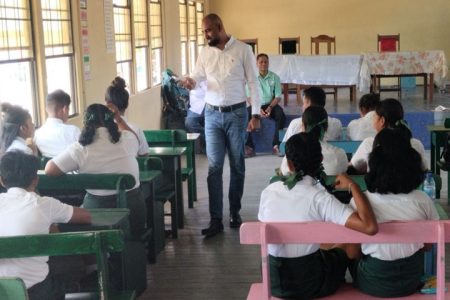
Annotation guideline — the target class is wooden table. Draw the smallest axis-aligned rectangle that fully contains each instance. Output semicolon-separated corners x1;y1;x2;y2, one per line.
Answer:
148;147;186;229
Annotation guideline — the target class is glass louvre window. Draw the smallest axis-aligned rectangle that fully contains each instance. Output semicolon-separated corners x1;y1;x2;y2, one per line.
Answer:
41;0;76;114
133;0;148;91
149;0;163;85
113;0;132;90
0;0;36;117
179;0;187;75
196;2;204;53
187;1;196;73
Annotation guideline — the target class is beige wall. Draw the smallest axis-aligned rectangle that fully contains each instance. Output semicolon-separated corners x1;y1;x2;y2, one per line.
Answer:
209;0;450;59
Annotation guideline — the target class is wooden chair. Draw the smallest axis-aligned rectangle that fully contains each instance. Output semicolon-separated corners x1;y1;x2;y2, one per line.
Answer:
377;34;401;97
310;34;338;101
240;220;450;300
279;37;301;106
0;230;135;300
0;277;28;300
240;38;258;54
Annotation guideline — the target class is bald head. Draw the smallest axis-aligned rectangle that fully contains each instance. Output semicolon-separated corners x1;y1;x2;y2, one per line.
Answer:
202;13;228;48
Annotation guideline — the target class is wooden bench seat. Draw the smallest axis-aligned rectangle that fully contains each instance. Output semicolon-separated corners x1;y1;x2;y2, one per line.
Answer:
240;221;450;300
0;230;135;300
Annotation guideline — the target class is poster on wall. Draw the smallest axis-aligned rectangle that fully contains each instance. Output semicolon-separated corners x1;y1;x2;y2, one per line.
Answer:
80;0;87;9
80;2;91;80
103;0;115;53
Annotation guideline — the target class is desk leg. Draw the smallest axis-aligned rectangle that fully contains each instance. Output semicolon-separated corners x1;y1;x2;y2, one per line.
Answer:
428;73;434;101
175;157;184;229
283;84;289;106
350;86;356;102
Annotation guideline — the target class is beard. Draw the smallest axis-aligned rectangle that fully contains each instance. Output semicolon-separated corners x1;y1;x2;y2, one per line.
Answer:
207;37;220;47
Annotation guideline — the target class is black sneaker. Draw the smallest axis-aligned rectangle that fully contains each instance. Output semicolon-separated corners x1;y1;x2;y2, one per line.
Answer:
201;219;224;238
229;213;242;228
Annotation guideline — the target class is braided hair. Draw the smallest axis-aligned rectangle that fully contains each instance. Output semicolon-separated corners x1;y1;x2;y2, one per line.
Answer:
79;104;120;146
105;76;129;113
0;103;32;153
302;106;328;141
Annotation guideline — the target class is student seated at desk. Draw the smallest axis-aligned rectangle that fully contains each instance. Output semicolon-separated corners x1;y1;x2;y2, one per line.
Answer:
34;90;81;158
346;93;379;141
280;106;348;176
348;128;438;298
0;151;91;300
350;98;427;173
105;76;148;156
259;132;377;299
283;87;342;143
45;103;145;238
0;103;37;156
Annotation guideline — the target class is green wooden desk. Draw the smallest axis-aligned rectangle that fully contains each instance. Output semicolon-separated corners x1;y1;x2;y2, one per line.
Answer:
59;208;130;232
148;147;186;230
186;133;200;206
139;170;163;263
324;175;367;191
428;124;450;199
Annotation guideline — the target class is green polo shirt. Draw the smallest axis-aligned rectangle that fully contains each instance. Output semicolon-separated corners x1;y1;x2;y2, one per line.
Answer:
247;70;282;106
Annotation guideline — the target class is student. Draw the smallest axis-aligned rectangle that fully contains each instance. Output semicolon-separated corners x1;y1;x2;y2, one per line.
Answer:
350;98;427;173
245;53;286;157
45;103;144;238
349;128;439;297
34;90;81;157
105;76;149;156
0;103;37;156
346;93;380;141
282;86;342;143
0;151;91;300
258;132;377;299
280;106;348;175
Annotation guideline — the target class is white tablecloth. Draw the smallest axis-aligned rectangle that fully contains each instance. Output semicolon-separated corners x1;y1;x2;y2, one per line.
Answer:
269;54;363;90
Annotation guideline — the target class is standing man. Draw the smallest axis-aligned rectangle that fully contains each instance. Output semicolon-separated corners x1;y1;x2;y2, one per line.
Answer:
181;13;261;238
245;53;285;157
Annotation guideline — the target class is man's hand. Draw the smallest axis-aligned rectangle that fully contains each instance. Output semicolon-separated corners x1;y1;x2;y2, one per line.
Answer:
247;116;261;132
263;105;272;116
260;108;269;118
179;76;196;90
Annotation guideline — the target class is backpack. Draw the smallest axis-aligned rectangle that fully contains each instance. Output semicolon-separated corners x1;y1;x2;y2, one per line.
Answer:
161;69;190;129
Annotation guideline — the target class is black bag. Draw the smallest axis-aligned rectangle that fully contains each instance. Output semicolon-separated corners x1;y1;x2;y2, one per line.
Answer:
161;69;190;129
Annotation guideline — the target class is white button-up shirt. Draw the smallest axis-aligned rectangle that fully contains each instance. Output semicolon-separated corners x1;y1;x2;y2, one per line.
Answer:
191;36;261;115
34;118;81;157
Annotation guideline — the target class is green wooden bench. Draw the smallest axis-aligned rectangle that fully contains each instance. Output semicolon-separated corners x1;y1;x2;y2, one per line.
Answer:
0;277;28;300
0;230;135;300
144;129;197;209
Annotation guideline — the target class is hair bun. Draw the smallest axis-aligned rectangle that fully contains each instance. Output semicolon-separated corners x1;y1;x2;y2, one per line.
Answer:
1;102;13;113
111;76;126;89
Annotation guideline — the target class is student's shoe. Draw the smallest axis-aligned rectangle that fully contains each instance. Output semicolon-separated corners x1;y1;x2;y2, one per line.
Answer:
201;219;224;238
229;213;242;228
272;145;280;155
245;146;255;158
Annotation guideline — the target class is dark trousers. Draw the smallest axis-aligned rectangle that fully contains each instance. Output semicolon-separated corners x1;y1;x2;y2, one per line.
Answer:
246;104;286;148
28;274;65;300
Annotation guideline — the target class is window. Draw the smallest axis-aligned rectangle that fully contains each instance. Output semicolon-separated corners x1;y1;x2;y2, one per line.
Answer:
133;0;149;91
149;0;163;85
187;1;196;73
113;0;132;89
196;2;204;53
41;0;77;114
0;0;78;122
179;0;188;75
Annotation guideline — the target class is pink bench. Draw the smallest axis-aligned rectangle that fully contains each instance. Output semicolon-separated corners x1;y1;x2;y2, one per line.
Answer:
240;221;450;299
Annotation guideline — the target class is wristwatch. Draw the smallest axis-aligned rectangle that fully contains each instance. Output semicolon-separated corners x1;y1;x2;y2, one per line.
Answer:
252;114;261;119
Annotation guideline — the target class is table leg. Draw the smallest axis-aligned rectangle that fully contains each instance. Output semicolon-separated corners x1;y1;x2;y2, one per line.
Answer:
283;83;289;106
175;156;184;229
429;73;434;101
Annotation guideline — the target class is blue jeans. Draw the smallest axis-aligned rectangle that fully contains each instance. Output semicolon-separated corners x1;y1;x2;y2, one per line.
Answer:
205;105;248;219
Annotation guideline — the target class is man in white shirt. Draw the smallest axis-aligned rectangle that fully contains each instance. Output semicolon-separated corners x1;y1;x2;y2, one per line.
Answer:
35;90;80;157
283;87;342;143
181;14;262;238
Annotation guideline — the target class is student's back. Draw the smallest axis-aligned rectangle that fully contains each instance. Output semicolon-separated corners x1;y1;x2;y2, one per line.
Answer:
347;93;379;141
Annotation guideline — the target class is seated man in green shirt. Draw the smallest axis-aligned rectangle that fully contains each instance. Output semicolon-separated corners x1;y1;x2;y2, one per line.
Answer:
245;53;286;157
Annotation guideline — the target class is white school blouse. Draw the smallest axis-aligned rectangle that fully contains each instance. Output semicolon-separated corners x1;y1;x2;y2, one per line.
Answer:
350;190;439;261
258;176;354;258
346;111;377;141
51;127;140;196
283;116;342;142
6;137;33;155
0;188;73;288
280;141;348;176
34;118;81;157
350;136;428;172
122;116;149;156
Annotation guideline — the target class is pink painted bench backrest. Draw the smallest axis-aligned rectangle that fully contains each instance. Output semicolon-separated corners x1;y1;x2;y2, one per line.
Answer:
240;221;450;300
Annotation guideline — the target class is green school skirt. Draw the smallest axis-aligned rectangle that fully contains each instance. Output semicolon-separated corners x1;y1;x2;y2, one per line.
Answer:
269;248;348;299
83;188;146;240
350;249;424;298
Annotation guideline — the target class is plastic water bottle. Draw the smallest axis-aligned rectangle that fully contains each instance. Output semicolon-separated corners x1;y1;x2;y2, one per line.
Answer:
423;172;436;201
